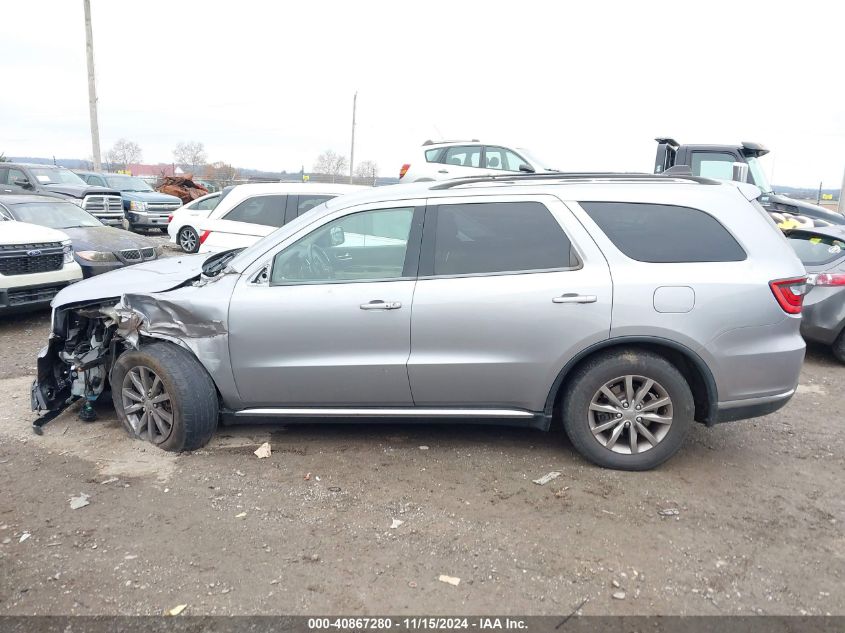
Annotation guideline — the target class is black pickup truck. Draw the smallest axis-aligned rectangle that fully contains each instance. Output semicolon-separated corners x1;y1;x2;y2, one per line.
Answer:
654;138;845;228
0;163;125;227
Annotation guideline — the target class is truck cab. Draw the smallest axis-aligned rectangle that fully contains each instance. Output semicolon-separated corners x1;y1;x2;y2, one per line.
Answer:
0;163;125;227
654;139;845;228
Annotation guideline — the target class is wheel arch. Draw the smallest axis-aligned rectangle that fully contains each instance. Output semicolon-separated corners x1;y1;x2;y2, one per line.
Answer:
544;336;718;427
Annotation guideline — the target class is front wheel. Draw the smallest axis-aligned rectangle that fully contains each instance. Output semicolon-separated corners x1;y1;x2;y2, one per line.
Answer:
110;342;218;451
177;226;200;253
561;349;694;470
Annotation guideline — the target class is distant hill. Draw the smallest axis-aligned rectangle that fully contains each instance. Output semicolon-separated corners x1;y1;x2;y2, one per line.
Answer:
9;157;400;186
773;184;840;201
9;156;93;169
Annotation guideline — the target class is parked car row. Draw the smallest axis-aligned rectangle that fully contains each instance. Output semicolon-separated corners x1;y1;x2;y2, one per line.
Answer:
0;194;161;313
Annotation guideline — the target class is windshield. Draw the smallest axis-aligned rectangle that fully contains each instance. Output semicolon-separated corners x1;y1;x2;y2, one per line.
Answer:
105;175;153;192
746;156;773;194
517;148;556;171
9;201;103;229
29;167;85;185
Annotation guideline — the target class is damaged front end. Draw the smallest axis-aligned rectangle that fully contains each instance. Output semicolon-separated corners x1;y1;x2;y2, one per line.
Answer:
30;250;241;434
31;301;124;431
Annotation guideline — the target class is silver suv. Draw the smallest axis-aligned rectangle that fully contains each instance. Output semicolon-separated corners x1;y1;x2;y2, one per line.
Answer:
31;174;807;470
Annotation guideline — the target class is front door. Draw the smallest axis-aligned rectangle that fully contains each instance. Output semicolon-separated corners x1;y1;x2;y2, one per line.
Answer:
408;195;612;412
228;204;424;406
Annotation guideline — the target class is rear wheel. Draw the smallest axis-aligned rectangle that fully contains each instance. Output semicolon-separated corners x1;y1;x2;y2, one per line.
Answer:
111;342;218;451
177;226;200;253
561;349;694;470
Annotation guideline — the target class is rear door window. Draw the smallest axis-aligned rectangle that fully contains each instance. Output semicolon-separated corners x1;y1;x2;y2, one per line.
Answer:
443;146;481;168
224;194;287;227
427;201;578;276
195;196;220;211
787;232;845;267
581;202;746;263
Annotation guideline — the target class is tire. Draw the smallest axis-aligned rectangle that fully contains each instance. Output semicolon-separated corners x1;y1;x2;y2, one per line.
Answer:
110;342;218;451
177;226;200;253
832;331;845;364
561;349;694;471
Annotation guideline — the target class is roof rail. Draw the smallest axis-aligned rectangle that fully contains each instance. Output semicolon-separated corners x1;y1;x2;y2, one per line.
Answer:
422;139;480;146
428;171;719;190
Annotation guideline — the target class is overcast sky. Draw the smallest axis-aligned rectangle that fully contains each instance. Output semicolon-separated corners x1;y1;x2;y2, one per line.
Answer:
1;1;843;187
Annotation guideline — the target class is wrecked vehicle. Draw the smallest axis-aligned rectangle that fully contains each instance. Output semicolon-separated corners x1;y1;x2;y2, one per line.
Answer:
32;174;807;470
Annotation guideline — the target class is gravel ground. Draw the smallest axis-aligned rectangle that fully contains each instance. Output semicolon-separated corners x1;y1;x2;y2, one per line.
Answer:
0;291;842;616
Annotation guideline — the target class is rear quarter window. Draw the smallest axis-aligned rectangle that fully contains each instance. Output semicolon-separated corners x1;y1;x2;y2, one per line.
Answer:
425;148;442;163
580;202;746;263
787;233;845;267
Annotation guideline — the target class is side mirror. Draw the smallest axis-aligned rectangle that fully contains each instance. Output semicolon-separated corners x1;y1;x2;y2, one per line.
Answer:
13;178;32;189
731;162;749;183
330;226;345;246
518;164;535;174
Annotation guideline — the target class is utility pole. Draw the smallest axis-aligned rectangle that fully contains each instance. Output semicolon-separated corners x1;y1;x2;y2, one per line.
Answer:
83;0;102;171
839;165;845;214
817;181;823;206
349;91;357;184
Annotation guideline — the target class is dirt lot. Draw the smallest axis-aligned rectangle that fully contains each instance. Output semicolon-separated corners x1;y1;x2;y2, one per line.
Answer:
0;301;843;616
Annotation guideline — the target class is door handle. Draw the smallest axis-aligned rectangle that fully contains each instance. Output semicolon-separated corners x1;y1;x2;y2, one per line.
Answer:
552;293;597;304
360;300;402;310
437;169;449;174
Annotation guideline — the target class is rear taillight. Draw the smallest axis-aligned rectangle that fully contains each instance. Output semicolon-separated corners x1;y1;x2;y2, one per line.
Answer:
809;273;845;287
167;214;173;223
769;277;809;314
199;230;211;244
399;164;410;179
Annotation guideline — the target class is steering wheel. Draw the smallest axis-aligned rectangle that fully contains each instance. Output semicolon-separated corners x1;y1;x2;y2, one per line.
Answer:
307;243;333;279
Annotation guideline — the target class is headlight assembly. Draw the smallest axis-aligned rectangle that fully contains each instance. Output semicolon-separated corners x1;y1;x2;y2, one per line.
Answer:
129;200;147;212
76;250;117;262
61;239;74;264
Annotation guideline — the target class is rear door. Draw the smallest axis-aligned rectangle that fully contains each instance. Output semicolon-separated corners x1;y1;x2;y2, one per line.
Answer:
407;195;612;412
435;145;484;179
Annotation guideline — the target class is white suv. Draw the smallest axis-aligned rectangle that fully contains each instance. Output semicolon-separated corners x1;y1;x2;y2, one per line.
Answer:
196;183;365;254
0;220;82;314
399;140;552;182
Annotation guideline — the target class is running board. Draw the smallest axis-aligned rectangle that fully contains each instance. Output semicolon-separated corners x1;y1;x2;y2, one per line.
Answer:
233;407;535;419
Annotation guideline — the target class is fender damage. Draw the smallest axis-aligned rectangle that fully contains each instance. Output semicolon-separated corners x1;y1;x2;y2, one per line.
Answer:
30;254;238;432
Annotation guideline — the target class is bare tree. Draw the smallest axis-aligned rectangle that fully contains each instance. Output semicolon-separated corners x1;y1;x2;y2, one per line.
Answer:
105;138;142;170
173;141;207;171
313;150;348;183
203;161;239;185
354;160;379;184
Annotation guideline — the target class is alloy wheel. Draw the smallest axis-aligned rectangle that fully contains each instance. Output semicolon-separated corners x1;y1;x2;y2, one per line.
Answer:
179;228;198;252
588;375;673;455
121;365;174;444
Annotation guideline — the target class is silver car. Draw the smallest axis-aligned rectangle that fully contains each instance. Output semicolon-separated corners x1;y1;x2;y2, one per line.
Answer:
31;174;808;470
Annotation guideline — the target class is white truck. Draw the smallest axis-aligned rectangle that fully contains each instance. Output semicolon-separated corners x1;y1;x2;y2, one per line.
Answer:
0;220;83;314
